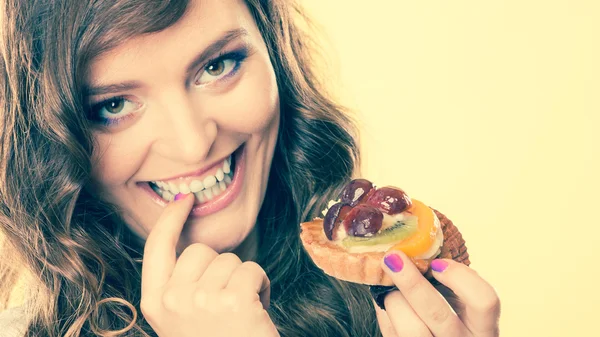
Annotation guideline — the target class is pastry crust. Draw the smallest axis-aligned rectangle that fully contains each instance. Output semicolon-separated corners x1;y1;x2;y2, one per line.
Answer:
300;208;470;286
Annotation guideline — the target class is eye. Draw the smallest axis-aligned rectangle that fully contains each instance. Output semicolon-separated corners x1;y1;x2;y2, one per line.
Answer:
195;58;239;86
90;96;142;123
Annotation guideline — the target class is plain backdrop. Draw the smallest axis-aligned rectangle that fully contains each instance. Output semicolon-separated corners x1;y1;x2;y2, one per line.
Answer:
302;0;599;336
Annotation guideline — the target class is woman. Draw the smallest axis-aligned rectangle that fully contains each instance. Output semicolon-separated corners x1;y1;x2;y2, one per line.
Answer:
0;0;500;336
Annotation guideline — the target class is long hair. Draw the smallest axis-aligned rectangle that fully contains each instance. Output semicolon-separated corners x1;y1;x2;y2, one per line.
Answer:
0;0;381;336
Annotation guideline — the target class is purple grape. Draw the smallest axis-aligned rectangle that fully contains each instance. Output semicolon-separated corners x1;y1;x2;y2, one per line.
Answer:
339;179;374;207
342;204;383;237
323;202;352;240
366;187;411;215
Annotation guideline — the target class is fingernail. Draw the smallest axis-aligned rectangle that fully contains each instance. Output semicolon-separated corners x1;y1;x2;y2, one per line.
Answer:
383;253;404;272
431;259;449;273
174;193;185;201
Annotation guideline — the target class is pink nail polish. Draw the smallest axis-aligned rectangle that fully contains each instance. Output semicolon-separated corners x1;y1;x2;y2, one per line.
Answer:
174;193;184;201
431;259;448;272
384;253;404;272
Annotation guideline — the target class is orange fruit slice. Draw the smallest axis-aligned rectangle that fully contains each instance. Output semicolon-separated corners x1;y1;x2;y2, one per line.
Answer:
390;198;438;257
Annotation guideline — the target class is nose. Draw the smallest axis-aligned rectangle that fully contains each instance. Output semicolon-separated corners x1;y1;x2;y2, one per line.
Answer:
151;89;217;164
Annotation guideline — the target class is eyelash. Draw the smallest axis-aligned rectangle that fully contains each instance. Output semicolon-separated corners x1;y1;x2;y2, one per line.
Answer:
88;47;250;127
195;48;248;86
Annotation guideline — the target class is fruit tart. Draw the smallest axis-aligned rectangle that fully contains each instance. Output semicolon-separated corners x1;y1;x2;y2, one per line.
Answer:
300;179;470;286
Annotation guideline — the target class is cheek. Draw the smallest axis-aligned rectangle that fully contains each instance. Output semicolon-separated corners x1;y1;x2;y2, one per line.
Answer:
201;60;280;133
91;134;146;187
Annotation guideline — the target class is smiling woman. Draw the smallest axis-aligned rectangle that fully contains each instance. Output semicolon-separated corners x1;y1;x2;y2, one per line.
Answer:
0;0;375;336
0;0;502;337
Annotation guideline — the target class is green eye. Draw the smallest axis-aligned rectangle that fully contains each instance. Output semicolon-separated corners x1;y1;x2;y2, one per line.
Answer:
90;96;142;126
195;58;238;85
103;99;125;114
206;60;226;76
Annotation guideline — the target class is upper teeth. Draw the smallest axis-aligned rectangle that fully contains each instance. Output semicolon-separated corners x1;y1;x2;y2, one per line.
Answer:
151;155;233;199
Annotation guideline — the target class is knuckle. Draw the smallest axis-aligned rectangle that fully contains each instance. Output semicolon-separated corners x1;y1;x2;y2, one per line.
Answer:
428;304;451;325
222;289;257;308
193;289;209;309
476;290;501;314
183;243;213;257
401;278;425;296
140;297;159;320
161;288;179;311
242;261;266;277
217;252;242;265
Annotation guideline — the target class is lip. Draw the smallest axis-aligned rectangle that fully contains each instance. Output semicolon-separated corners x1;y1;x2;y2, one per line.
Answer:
138;144;246;217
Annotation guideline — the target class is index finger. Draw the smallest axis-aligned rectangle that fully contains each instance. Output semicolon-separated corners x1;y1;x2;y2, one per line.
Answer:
141;193;195;296
381;251;468;336
430;259;501;337
226;262;271;310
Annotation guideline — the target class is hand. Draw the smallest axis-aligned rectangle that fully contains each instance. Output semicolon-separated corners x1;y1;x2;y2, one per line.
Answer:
140;193;280;337
374;251;500;337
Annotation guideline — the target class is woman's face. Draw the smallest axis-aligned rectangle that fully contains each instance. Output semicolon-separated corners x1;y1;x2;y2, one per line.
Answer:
86;0;280;254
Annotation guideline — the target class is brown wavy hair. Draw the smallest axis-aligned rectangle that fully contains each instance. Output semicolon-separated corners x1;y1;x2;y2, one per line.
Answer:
0;0;381;335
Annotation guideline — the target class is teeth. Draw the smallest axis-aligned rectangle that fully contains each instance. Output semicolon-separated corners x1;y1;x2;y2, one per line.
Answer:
168;182;179;194
223;160;230;174
151;154;235;203
190;180;203;193
212;185;221;197
203;175;217;189
179;183;190;194
216;168;225;182
163;191;174;201
194;191;205;203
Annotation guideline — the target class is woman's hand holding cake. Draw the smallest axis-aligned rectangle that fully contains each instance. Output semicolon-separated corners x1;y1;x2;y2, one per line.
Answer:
300;179;500;337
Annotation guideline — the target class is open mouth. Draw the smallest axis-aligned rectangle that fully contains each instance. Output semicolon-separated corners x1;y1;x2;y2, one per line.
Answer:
148;154;237;204
140;144;246;217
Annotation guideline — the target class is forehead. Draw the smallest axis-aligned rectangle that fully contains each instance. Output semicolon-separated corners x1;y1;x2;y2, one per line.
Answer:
86;0;258;86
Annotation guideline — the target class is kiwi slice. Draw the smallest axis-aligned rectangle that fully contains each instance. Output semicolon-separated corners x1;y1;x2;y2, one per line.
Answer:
341;216;418;247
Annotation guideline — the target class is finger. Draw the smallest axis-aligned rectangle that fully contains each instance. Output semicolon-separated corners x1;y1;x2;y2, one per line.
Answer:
372;299;399;337
382;251;469;337
191;289;279;337
170;243;218;283
141;193;194;296
248;308;280;337
193;288;259;313
381;291;433;337
161;283;197;313
226;261;271;310
430;259;501;337
197;252;242;290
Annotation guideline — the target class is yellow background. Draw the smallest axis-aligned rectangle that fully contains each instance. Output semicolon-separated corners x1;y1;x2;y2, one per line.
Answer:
303;0;599;336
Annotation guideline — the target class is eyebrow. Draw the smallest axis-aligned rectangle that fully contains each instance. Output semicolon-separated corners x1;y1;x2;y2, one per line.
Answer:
84;28;249;97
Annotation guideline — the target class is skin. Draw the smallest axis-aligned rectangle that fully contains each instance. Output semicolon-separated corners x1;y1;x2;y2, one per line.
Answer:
377;251;501;337
87;0;281;334
87;0;279;259
84;0;501;335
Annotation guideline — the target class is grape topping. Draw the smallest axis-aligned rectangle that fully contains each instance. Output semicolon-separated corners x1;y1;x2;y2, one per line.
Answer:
342;204;383;237
323;202;352;240
366;186;412;215
339;179;374;207
323;180;414;240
